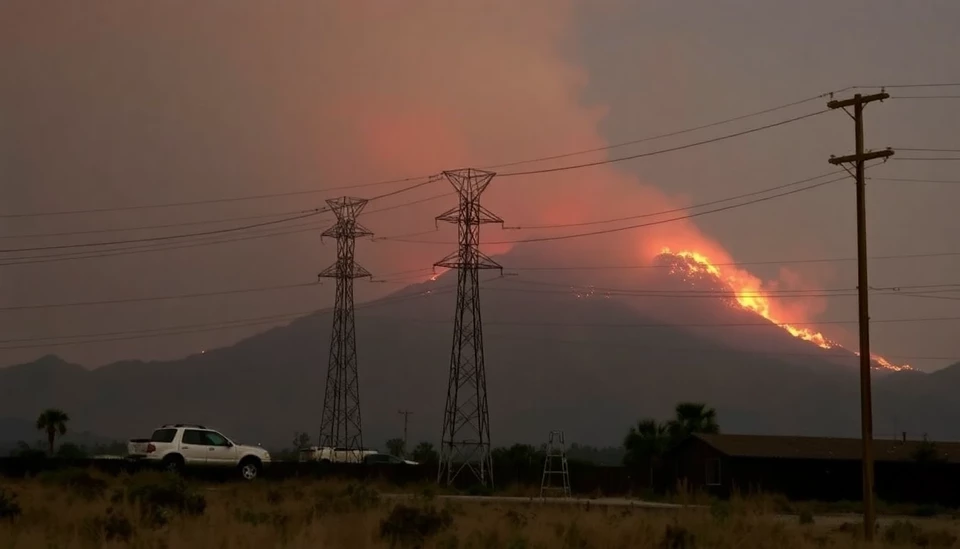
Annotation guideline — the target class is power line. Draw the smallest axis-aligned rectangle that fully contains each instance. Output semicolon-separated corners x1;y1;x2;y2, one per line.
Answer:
0;92;841;221
0;282;319;312
893;157;960;162
0;174;438;220
0;208;324;241
508;250;960;271
485;332;956;362
0;221;327;266
0;176;449;253
489;175;847;245
481;90;844;170
504;170;844;230
0;83;950;221
870;177;960;185
894;148;960;153
390;314;960;329
0;267;433;311
0;211;324;253
496;110;829;178
892;96;960;100
0;194;454;266
490;279;960;299
872;83;960;89
0;287;455;350
361;192;456;216
388;175;846;246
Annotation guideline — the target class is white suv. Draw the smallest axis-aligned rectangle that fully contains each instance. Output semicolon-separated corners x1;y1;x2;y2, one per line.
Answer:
128;424;271;480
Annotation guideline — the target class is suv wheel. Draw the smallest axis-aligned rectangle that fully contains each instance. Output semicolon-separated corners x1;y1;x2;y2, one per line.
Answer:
162;455;183;474
239;459;261;481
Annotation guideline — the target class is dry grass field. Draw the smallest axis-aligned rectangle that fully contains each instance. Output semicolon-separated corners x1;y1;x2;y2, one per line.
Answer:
1;469;959;548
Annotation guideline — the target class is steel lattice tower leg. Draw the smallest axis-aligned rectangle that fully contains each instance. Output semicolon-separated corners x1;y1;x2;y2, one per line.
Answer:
318;197;372;460
540;430;571;498
435;168;503;487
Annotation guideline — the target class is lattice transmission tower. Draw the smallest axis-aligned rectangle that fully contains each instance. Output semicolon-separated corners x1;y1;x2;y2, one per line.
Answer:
540;430;572;498
317;197;372;458
435;168;503;487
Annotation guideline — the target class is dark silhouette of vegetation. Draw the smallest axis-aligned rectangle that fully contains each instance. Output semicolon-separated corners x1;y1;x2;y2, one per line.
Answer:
123;474;207;526
56;442;87;459
379;503;453;548
39;468;108;501
81;510;134;544
623;419;670;486
913;435;947;464
411;442;438;464
35;408;70;456
623;402;720;489
667;402;719;441
386;438;406;457
492;444;545;472
292;431;311;450
8;440;46;460
0;488;21;520
565;443;625;466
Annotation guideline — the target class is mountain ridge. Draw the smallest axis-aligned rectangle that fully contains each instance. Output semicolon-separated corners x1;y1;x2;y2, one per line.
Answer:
1;250;955;449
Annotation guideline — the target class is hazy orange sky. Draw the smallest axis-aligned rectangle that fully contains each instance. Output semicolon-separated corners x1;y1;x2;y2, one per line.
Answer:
2;0;959;370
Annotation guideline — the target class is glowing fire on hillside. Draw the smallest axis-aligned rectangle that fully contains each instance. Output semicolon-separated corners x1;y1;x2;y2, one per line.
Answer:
657;247;910;371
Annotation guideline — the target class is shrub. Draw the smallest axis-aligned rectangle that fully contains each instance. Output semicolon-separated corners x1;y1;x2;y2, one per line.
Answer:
832;521;867;542
562;521;588;549
266;488;284;505
379;504;454;548
39;468;108;501
798;509;815;525
312;483;380;516
0;488;22;521
883;520;922;544
125;474;206;526
466;484;493;497
503;508;528;528
884;520;957;547
81;510;134;544
911;504;942;518
660;524;695;549
506;536;530;549
235;508;291;531
709;501;730;522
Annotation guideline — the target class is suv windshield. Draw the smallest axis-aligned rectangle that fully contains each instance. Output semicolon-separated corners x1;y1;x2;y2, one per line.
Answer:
150;429;177;443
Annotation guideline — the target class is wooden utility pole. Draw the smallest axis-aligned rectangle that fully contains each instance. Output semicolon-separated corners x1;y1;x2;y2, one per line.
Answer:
827;91;893;541
398;409;412;456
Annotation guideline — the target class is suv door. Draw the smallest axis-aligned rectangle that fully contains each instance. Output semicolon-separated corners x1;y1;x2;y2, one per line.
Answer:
201;430;236;465
179;429;212;465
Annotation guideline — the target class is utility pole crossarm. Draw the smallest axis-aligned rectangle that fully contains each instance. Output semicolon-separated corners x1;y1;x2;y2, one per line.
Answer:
827;92;889;109
829;149;894;165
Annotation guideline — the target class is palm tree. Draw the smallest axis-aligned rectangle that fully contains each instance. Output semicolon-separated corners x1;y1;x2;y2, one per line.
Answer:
667;402;719;443
623;419;670;486
36;409;70;456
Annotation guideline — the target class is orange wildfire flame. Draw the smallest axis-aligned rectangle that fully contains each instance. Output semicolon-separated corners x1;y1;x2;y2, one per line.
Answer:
659;247;910;371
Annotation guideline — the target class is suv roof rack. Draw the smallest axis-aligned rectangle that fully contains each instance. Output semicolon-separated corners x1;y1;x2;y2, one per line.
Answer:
161;423;207;429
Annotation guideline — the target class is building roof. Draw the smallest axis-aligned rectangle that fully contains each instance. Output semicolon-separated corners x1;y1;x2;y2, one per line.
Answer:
692;434;960;464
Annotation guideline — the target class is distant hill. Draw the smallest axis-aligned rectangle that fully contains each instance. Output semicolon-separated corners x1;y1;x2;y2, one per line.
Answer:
0;248;955;450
